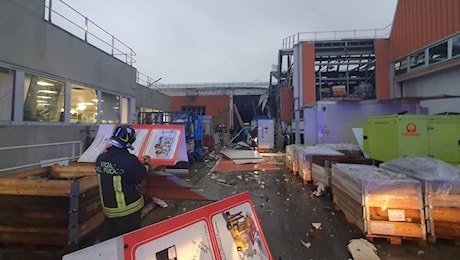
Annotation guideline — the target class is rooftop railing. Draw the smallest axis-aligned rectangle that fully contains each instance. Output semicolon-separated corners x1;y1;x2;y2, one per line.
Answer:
44;0;136;66
282;24;392;49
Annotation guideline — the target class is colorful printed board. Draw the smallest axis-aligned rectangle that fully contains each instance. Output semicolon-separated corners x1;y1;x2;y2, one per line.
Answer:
78;124;188;166
63;192;273;260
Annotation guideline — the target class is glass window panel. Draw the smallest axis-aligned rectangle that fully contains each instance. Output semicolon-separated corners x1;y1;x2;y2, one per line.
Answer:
452;35;460;58
0;67;14;121
394;58;408;76
121;97;128;124
70;85;98;123
181;106;206;115
409;50;426;69
23;74;65;122
429;41;448;64
100;92;120;124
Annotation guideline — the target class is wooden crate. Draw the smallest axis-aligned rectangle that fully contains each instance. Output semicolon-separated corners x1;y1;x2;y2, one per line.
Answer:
331;163;426;240
426;192;460;244
0;164;103;250
285;144;298;173
380;157;460;244
297;146;344;185
311;155;374;188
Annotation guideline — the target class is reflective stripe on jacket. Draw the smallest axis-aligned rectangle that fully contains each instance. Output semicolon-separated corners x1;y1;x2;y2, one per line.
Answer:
95;146;147;218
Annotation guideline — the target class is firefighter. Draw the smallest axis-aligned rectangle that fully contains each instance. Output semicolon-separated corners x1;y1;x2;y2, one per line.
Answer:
95;124;147;241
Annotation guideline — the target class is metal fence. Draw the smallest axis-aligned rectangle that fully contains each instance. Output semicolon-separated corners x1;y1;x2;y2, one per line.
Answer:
282;24;392;49
0;141;82;174
44;0;136;66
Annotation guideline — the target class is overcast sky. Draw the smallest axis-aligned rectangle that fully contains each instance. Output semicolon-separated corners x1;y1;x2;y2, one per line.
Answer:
63;0;398;84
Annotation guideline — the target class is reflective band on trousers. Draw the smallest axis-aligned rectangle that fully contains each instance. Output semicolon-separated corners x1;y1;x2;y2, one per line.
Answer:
103;196;144;218
96;174;144;218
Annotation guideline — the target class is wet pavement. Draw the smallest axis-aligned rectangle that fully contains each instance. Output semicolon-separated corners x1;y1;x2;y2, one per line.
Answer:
2;151;459;259
144;152;460;260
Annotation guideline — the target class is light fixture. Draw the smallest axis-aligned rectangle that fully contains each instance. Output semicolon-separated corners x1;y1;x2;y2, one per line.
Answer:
37;95;52;99
76;103;87;111
38;90;58;94
37;81;54;86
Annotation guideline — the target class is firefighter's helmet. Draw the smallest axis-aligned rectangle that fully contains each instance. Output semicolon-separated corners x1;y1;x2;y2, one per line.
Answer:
110;125;136;150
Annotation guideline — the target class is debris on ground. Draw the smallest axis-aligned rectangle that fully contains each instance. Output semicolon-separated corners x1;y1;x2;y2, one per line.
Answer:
300;240;311;248
347;238;380;260
311;183;325;197
312;222;322;230
152;197;168;208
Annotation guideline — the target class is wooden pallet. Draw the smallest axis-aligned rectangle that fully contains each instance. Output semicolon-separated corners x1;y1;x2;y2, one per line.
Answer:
366;234;427;247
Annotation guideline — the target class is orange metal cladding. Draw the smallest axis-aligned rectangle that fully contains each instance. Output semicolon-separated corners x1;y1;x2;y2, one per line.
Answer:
391;0;460;60
301;43;316;106
280;87;293;121
170;95;230;126
375;39;391;99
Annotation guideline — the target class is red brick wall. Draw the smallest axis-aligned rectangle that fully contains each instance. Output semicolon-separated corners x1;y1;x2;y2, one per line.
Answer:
170;95;230;127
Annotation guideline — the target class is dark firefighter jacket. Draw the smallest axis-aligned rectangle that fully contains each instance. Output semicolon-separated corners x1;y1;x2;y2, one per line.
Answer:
95;146;147;218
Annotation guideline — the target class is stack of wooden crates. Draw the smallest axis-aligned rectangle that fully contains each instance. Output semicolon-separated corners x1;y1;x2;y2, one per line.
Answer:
0;162;103;255
285;144;302;175
311;155;374;193
297;146;344;185
332;163;426;245
380;156;460;245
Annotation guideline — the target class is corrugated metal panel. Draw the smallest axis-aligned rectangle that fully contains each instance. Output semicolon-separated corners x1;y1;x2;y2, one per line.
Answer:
301;43;316;105
375;39;391;99
391;0;460;60
280;87;293;121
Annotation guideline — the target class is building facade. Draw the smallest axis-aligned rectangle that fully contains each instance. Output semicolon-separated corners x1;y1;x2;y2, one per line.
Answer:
271;0;460;144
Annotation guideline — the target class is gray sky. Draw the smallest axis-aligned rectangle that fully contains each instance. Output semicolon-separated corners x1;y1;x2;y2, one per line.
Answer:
64;0;398;84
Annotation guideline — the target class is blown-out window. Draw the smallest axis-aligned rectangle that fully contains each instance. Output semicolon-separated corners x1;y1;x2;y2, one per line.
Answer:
409;50;426;70
429;41;448;65
23;74;65;122
394;58;408;76
453;35;460;58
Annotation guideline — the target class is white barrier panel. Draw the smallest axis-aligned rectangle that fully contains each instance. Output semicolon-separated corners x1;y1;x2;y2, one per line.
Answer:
78;124;115;163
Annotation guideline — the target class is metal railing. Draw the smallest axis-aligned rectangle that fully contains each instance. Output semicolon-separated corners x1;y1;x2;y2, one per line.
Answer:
282;24;392;49
0;141;82;174
137;71;162;88
44;0;136;66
